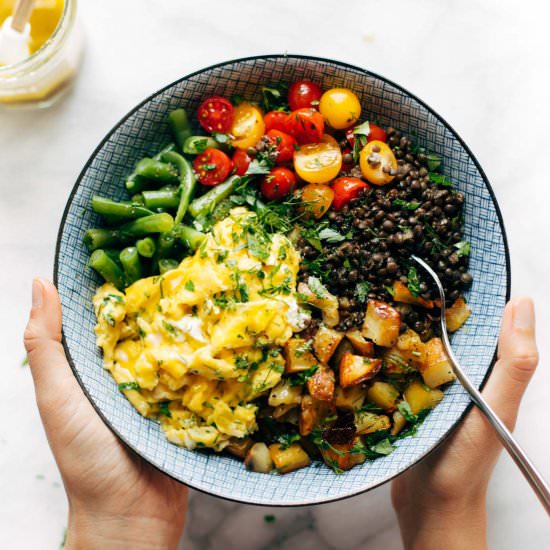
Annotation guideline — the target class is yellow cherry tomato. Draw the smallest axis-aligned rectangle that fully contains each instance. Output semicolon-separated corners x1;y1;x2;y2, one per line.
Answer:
231;102;265;149
319;88;362;130
294;134;342;184
359;140;398;185
300;183;335;219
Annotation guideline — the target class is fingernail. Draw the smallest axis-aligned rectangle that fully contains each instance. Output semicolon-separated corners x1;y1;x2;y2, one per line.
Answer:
32;279;43;310
513;297;534;329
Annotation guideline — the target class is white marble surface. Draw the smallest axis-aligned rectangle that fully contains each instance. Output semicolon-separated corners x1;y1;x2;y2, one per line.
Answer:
1;0;549;547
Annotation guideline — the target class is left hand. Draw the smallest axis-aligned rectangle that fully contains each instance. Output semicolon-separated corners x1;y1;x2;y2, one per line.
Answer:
24;278;188;550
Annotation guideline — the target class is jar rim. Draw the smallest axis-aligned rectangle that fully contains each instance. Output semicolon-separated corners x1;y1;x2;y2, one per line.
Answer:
0;0;74;75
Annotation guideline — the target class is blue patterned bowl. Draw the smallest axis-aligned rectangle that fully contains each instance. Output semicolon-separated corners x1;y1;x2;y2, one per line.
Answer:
54;55;510;506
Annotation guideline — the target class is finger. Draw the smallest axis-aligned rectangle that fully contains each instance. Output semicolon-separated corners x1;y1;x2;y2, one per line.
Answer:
24;278;82;411
482;296;538;429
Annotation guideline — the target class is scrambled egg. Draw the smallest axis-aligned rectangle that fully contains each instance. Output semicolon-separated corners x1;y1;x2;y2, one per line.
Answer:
93;208;309;451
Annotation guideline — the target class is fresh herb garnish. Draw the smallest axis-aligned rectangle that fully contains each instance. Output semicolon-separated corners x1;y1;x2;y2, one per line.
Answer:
288;364;319;386
429;172;453;188
184;280;195;291
454;240;470;257
118;382;140;391
158;401;172;417
318;227;347;243
261;81;289;112
245;158;273;175
212;132;233;144
426;153;442;172
307;276;327;299
264;514;276;523
276;432;301;450
162;320;180;336
392;198;420;211
356;281;371;303
351;120;371;162
407;266;421;297
193;138;209;153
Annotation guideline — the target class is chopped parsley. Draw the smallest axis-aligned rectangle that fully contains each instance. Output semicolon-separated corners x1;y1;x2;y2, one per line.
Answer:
184;280;195;291
407;266;421;297
158;401;172;417
392;198;420;211
212;131;233;144
261;81;289;112
162;320;180;336
454;240;470;257
288;364;319;386
307;276;327;299
355;281;371;303
351;120;371;162
118;382;140;391
318;227;347;243
264;514;276;523
429;172;453;188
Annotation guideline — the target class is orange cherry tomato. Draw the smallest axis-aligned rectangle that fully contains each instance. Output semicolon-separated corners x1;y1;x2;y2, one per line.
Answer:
331;177;370;210
261;167;297;200
285;108;325;144
319;88;361;129
193;148;233;186
231;102;265;150
232;149;252;176
288;80;322;111
264;110;288;133
294;134;342;184
266;129;297;163
359;140;397;185
300;183;334;219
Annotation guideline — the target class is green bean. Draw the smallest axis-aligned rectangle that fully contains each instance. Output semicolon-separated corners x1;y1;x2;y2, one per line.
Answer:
158;258;179;274
119;246;143;285
125;143;178;194
142;186;180;211
183;135;219;155
159;151;196;224
118;213;175;237
173;224;206;251
134;158;179;182
131;193;145;205
156;231;176;259
84;229;129;251
136;237;156;258
188;175;242;219
89;249;126;289
92;196;153;219
168;109;193;152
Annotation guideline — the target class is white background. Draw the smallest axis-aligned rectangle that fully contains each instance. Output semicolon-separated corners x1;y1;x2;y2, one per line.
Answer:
1;0;549;548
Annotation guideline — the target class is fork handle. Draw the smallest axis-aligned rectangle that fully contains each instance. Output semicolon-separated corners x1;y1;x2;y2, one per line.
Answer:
453;364;550;515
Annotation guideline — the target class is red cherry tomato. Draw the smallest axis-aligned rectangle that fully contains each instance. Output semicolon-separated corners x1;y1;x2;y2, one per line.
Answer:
288;80;322;111
346;123;387;147
261;167;297;200
193;148;233;186
232;149;252;176
285;108;325;144
197;96;234;133
341;146;354;172
264;111;288;133
331;177;370;210
266;129;297;164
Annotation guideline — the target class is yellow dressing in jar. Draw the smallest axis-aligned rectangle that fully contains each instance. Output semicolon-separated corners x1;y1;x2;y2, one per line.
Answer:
0;0;83;107
0;0;65;61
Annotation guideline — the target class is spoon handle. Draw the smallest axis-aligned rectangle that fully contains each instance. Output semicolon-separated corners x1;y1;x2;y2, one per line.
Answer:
411;255;550;516
11;0;35;33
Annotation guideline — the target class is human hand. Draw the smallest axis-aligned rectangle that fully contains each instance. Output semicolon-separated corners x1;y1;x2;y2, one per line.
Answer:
391;297;538;550
24;278;188;550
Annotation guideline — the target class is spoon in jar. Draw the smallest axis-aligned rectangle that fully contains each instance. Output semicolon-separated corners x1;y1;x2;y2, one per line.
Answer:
411;254;550;515
0;0;35;66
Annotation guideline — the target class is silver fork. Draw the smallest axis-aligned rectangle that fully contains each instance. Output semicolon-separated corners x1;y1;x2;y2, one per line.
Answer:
411;255;550;515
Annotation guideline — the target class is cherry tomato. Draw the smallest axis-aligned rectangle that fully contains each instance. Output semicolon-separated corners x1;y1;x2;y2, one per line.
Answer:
197;96;234;133
261;167;297;200
300;183;334;219
193;148;233;186
288;80;322;111
264;110;289;133
231;102;265;150
359;140;397;185
266;129;297;164
294;134;342;184
285;108;325;144
319;88;361;130
346;123;387;148
331;177;370;210
232;149;252;176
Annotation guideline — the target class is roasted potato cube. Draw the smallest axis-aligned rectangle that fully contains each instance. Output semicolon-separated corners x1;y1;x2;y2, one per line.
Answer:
421;338;456;388
367;381;400;411
298;281;339;327
307;366;335;401
445;296;472;332
361;300;401;347
354;411;391;435
330;338;354;371
284;338;318;373
226;437;254;459
319;436;366;471
272;403;299;420
392;281;434;308
345;330;375;356
404;380;444;414
268;380;303;407
313;325;344;364
299;395;335;436
334;385;368;410
269;443;311;474
339;352;382;388
244;442;274;473
383;329;425;374
391;410;407;436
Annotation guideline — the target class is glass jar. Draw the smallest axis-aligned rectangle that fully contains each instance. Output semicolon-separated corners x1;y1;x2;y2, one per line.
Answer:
0;0;84;108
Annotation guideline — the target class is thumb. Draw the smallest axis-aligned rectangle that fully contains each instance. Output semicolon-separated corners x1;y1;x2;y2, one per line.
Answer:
24;278;81;418
481;296;538;430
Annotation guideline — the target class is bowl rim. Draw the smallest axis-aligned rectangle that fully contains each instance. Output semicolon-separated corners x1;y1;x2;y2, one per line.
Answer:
53;53;511;507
